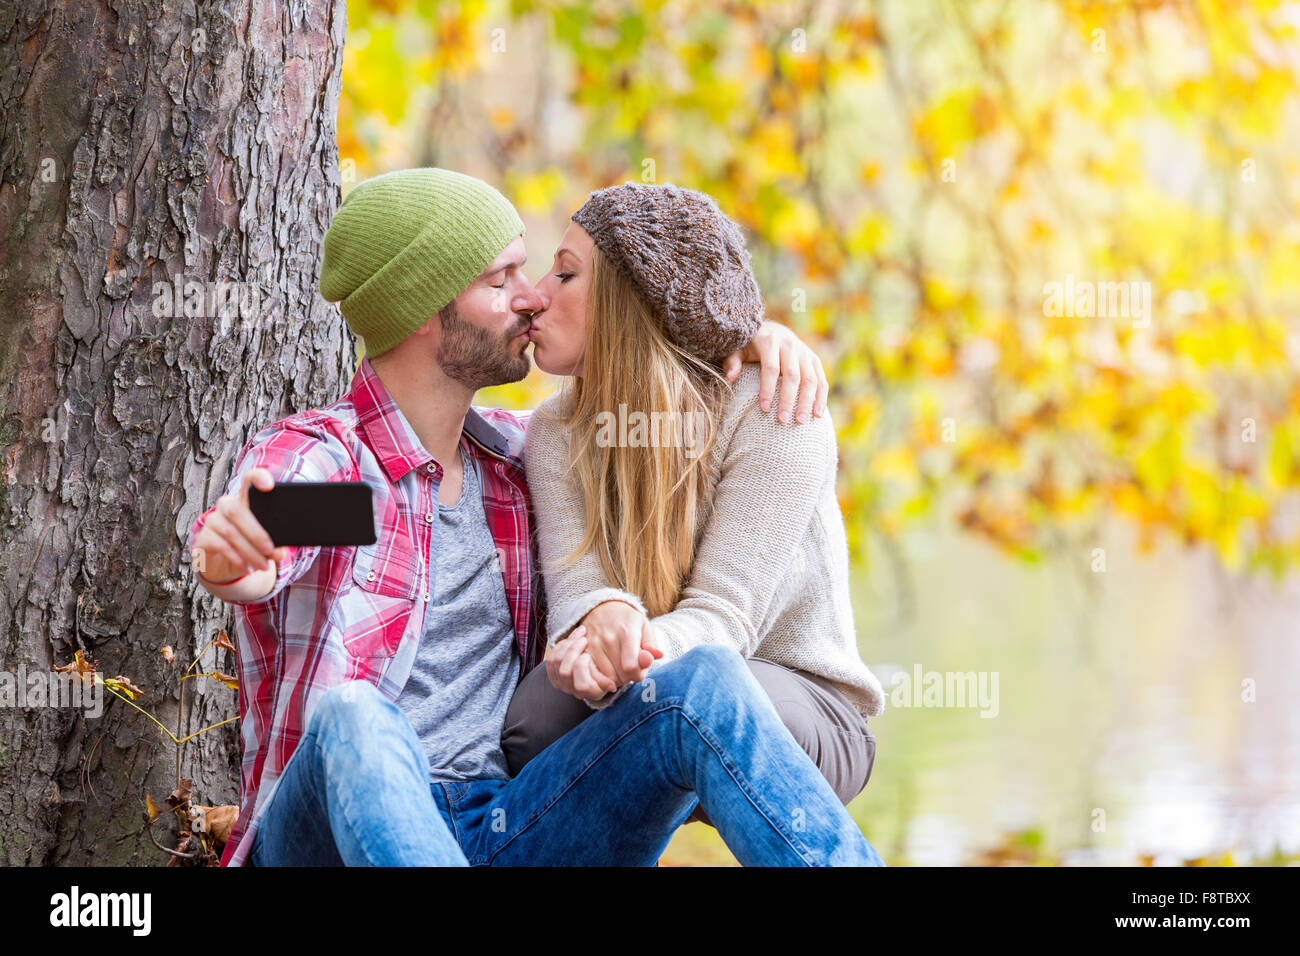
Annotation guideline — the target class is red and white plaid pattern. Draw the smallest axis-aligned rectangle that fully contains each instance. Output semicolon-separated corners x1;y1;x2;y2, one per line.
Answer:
187;357;546;866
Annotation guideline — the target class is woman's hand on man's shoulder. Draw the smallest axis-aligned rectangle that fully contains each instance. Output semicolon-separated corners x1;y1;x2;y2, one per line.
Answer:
723;320;828;425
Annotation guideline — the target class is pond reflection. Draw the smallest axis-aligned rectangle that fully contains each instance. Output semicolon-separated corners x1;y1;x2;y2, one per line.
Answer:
663;522;1300;866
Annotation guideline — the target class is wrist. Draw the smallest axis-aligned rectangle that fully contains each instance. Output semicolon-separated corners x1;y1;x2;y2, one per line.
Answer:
587;598;646;621
197;568;250;587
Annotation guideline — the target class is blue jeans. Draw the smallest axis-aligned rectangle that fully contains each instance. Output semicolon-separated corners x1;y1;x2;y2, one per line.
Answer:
248;644;885;866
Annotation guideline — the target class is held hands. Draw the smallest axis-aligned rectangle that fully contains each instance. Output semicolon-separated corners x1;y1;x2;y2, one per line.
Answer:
547;321;826;702
546;600;663;702
192;467;287;586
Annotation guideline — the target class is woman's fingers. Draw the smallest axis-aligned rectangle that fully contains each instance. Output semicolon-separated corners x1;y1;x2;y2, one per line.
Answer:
639;619;664;659
573;656;613;701
546;629;620;701
550;621;659;699
775;343;802;424
584;635;620;685
757;348;781;412
570;655;599;699
794;354;818;424
813;352;829;418
617;626;644;681
591;660;618;694
722;350;742;382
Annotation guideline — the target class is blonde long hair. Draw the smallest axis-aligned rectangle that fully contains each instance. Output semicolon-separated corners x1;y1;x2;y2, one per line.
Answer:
556;246;732;616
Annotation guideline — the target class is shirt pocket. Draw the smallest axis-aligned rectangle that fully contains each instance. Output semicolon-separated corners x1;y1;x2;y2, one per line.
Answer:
344;540;423;658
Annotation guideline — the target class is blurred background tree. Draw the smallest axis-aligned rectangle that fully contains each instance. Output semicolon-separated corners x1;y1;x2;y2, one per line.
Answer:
337;0;1300;865
339;0;1300;577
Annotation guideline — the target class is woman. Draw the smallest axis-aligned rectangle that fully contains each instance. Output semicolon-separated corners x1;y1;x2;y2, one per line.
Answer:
503;182;885;810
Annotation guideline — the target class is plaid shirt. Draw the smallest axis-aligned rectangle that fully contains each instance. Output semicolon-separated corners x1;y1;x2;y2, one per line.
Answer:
187;357;546;867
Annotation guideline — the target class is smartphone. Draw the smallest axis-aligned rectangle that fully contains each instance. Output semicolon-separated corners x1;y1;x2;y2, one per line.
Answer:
248;481;376;547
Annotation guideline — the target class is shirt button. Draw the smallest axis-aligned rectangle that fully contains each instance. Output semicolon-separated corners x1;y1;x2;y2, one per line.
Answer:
423;592;430;601
425;513;434;522
366;571;376;582
426;463;436;474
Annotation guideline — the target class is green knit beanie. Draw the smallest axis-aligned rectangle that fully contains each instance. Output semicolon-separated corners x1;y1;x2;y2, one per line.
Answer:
320;168;525;357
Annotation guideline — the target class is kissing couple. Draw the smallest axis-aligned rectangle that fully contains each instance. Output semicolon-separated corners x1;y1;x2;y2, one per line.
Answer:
190;166;886;866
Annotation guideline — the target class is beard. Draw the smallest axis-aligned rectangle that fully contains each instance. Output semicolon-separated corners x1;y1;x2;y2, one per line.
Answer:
435;299;531;390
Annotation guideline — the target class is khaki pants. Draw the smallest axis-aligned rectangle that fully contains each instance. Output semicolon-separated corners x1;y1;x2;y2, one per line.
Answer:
501;655;877;815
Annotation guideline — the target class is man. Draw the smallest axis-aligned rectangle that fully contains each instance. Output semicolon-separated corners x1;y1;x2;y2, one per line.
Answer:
189;167;882;866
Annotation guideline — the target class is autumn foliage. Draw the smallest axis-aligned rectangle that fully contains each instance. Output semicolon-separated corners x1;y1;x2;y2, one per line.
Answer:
336;0;1300;576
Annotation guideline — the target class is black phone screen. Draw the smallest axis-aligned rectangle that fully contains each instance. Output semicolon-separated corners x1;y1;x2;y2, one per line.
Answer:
248;481;376;547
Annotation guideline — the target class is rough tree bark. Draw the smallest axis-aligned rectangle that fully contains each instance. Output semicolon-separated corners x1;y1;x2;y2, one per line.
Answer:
0;0;350;864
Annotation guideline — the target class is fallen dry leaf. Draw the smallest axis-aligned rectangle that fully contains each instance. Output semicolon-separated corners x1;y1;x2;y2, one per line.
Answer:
53;649;97;686
212;630;236;655
188;804;237;845
166;778;194;815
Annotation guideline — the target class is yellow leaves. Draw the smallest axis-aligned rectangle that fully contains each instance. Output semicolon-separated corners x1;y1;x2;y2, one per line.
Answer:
1174;316;1274;371
750;118;803;179
103;676;143;700
1135;427;1182;498
836;393;880;447
1267;419;1299;489
777;49;824;92
506;167;568;216
871;445;917;482
1263;239;1300;297
847;214;889;257
1026;218;1054;244
913;88;998;160
328;0;1300;574
768;197;821;252
748;43;773;78
1100;85;1148;125
432;9;482;79
344;26;411;126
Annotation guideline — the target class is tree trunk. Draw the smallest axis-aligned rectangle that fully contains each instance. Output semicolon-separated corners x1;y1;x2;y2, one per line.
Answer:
0;0;349;864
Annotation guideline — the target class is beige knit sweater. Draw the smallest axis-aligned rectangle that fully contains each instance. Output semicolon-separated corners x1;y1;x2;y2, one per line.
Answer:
523;365;885;717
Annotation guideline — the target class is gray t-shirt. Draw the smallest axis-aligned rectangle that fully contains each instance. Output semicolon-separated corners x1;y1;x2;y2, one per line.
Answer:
395;444;520;782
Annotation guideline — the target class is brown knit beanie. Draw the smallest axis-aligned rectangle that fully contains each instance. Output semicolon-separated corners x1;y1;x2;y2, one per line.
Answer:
570;182;764;362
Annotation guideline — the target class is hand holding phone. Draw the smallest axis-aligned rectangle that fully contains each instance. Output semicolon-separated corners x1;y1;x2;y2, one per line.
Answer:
193;473;376;590
192;468;287;586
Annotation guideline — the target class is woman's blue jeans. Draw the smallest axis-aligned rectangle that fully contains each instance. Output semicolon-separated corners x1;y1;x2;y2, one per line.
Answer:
248;644;885;866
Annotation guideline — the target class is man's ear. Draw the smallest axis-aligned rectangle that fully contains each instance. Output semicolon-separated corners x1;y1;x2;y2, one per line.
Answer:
414;313;439;339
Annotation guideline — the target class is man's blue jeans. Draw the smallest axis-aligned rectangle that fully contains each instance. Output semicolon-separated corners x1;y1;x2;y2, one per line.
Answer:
248;644;885;866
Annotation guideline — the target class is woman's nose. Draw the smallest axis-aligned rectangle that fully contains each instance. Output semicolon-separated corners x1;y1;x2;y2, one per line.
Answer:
516;283;548;314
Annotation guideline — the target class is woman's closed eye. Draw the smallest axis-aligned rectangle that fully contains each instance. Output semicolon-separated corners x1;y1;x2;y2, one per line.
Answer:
555;272;574;283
